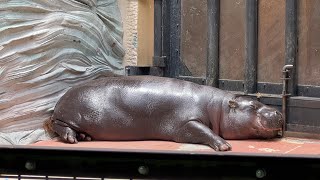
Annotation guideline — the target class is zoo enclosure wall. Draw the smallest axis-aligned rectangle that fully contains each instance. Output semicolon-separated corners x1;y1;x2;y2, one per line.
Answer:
127;0;320;138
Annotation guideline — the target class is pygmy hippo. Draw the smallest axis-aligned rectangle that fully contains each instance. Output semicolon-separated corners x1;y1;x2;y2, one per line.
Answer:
46;76;283;151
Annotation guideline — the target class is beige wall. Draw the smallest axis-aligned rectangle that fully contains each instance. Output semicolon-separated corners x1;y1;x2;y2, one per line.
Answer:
137;0;154;66
117;0;154;66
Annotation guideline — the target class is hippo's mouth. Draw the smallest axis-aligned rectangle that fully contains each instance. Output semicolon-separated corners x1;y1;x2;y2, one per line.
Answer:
258;124;282;132
254;127;282;138
268;128;283;137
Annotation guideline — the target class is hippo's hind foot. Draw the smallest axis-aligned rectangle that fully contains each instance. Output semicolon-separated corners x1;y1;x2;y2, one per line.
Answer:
173;121;232;151
51;119;78;144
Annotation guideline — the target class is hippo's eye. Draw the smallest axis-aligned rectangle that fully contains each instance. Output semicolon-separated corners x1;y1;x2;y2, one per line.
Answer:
249;104;258;110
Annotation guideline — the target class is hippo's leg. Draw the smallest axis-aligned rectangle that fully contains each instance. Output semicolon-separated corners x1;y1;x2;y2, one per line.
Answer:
173;121;232;151
51;119;78;144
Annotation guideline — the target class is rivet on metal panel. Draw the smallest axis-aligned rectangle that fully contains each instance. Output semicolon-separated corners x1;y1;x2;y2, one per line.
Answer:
25;161;36;171
138;165;149;175
256;168;267;178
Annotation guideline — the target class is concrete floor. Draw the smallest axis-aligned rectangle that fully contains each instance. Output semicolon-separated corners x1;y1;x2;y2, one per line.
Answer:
31;137;320;155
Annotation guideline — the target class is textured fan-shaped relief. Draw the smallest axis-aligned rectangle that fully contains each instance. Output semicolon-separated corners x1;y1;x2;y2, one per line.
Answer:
0;0;125;144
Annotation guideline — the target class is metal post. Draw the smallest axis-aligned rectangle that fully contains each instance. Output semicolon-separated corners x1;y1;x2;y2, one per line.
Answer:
244;0;258;94
285;0;297;96
162;0;171;77
282;65;293;133
154;0;163;59
206;0;220;87
163;0;181;78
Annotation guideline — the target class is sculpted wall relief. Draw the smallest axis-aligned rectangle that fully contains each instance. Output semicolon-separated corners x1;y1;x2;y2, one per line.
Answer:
0;0;125;144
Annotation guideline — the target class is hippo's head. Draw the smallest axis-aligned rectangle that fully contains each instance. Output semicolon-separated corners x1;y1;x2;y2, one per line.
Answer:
220;96;283;140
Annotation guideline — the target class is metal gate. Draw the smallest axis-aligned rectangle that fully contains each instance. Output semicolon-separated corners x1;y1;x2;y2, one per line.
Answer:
126;0;320;137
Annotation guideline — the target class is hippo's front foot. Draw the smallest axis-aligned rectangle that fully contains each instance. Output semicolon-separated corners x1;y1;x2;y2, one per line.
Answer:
174;121;232;151
51;119;78;144
77;133;92;141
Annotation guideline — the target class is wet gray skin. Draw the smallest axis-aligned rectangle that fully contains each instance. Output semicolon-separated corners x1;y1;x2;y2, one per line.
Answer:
48;76;283;151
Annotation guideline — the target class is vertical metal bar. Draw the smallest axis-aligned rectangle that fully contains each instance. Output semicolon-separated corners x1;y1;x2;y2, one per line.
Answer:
285;0;297;96
154;0;162;58
170;0;181;78
244;0;258;94
162;0;181;78
162;0;170;77
206;0;220;87
282;65;294;132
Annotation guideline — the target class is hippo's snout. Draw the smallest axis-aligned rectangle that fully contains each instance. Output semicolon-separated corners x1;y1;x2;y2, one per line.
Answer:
259;108;283;130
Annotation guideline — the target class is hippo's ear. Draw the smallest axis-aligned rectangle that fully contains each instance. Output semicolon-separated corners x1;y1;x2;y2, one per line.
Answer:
228;100;239;108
